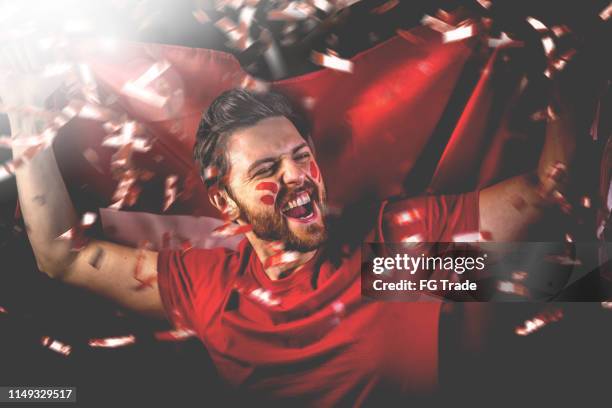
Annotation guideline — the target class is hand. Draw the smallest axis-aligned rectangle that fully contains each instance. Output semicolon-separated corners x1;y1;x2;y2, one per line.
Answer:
0;40;71;111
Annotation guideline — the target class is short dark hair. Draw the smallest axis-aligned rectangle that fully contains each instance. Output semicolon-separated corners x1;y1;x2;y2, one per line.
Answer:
193;88;312;188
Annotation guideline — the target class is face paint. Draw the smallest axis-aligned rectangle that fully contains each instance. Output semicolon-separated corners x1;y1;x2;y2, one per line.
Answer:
309;161;319;180
255;182;279;193
260;195;275;206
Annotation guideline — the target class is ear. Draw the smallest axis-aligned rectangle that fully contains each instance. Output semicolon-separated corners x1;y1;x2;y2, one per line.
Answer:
208;186;239;221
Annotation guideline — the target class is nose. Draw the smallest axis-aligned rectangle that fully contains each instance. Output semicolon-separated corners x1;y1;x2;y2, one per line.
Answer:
280;158;306;187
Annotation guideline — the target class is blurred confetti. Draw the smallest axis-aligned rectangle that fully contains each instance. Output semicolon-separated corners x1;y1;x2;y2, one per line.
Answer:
41;336;72;356
88;335;136;348
515;307;564;336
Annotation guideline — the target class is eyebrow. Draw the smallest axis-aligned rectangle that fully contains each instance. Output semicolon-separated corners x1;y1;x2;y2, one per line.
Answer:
247;143;310;176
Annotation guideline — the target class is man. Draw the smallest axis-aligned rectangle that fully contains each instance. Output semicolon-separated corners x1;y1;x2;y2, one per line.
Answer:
3;60;577;405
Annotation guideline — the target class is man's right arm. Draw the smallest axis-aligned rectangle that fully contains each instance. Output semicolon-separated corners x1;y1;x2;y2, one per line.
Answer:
10;112;166;320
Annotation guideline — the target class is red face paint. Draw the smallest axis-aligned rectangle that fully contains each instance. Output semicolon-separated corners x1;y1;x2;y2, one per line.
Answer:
260;195;275;206
309;161;319;180
255;182;278;193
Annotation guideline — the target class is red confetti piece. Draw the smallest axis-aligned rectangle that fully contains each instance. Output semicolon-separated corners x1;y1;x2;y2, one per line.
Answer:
215;17;248;50
515;308;563;336
442;24;476;43
420;14;454;33
544;254;582;266
396;29;426;45
57;216;92;251
249;287;281;307
497;280;530;297
581;196;591;208
88;335;136;348
371;0;399;14
121;61;172;108
401;233;424;244
41;336;72;356
0;305;7;314
163;175;179;212
599;3;612;20
331;300;346;316
511;271;528;281
452;231;490;242
133;240;155;289
154;328;197;341
263;250;300;269
192;8;210;24
109;171;139;210
212;222;253;237
311;51;354;73
393;209;422;225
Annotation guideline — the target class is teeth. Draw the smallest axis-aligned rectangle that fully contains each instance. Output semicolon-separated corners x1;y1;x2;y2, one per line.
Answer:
283;192;311;211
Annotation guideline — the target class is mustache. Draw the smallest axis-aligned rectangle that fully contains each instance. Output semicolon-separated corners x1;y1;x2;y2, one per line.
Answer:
276;180;319;209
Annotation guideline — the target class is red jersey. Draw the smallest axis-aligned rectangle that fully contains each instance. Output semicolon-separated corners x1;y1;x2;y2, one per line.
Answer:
157;191;480;406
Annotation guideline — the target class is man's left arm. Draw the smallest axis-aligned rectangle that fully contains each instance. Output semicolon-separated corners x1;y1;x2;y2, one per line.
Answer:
480;65;596;241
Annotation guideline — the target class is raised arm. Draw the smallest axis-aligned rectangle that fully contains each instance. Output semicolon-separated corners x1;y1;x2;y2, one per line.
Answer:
1;50;165;319
479;64;594;241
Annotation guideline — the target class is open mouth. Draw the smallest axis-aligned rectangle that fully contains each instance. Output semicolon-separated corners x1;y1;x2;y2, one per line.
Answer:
281;191;316;221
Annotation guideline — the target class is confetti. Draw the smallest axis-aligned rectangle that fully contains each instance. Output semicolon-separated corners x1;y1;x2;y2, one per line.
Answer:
215;17;248;50
452;231;490;243
163;175;179;212
420;14;454;33
263;250;301;269
249;287;281;307
0;305;7;314
109;171;139;210
133;240;155;289
515;308;563;336
599;3;612;20
393;209;422;225
497;280;530;297
487;32;523;48
154;328;197;341
212;222;253;237
41;336;72;356
312;0;334;13
331;300;346;315
370;0;399;14
311;51;354;73
442;24;476;43
511;271;528;281
543;254;582;266
82;148;104;173
601;301;612;309
526;16;555;57
88;335;136;348
121;81;168;108
401;234;424;243
192;9;211;24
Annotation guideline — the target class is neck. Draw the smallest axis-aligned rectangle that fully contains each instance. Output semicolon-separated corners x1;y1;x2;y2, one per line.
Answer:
247;232;317;280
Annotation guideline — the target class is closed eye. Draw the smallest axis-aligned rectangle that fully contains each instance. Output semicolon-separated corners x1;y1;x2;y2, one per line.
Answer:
294;152;311;162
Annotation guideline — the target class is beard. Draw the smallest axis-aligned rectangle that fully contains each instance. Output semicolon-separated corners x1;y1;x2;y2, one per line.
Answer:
230;180;328;253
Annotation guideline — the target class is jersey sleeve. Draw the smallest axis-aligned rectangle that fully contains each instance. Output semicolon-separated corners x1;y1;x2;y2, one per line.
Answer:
379;190;481;243
156;247;238;332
